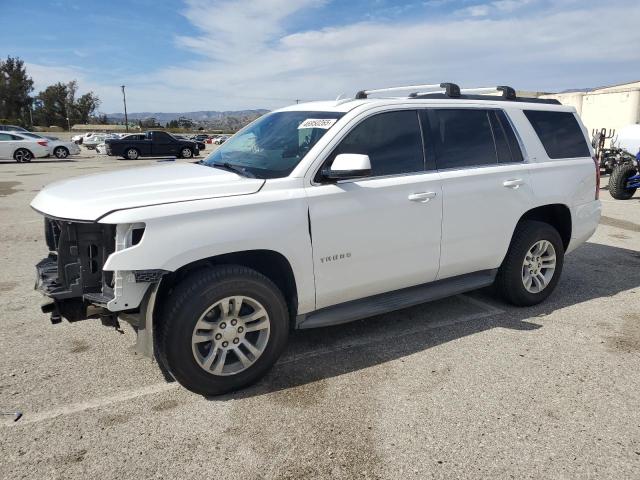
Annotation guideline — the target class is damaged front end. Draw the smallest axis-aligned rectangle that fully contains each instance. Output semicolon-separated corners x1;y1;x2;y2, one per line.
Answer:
35;217;165;334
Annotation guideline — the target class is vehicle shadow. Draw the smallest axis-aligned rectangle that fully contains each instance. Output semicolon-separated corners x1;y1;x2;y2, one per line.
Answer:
212;241;640;401
0;159;76;164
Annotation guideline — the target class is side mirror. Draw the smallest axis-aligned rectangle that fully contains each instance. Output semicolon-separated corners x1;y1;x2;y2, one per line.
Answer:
323;154;371;180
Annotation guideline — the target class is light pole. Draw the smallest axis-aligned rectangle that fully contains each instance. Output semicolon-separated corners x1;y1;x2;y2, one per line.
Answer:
121;85;129;133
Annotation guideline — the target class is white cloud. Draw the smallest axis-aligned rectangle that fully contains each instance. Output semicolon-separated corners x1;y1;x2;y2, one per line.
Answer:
28;0;640;113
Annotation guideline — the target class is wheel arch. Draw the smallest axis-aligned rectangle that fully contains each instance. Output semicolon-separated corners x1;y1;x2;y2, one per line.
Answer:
516;204;572;250
13;147;34;159
153;249;299;329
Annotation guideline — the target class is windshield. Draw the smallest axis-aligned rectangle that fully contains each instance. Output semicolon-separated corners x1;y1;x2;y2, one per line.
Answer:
201;111;344;179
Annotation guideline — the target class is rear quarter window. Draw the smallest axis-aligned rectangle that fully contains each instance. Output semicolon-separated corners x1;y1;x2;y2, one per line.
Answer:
524;110;590;159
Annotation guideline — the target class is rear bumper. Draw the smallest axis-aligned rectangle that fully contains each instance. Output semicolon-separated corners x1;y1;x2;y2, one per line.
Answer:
567;200;601;254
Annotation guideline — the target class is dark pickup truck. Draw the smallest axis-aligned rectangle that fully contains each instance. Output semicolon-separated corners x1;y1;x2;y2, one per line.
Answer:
105;130;199;160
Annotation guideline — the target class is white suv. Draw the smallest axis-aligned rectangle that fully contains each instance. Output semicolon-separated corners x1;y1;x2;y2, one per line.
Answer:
32;83;601;395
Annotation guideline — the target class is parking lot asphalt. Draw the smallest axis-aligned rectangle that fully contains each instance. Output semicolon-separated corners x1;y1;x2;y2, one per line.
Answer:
1;147;639;479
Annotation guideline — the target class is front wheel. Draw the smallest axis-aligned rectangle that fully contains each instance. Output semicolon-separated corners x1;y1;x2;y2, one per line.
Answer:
495;220;564;306
157;266;289;396
180;147;193;158
53;146;69;159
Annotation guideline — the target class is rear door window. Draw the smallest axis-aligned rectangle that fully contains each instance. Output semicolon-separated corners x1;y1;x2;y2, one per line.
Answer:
489;110;524;163
523;110;590;159
423;109;497;169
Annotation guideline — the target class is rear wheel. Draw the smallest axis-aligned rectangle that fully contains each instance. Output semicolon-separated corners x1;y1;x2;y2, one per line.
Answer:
609;163;637;200
495;220;564;306
14;149;32;163
158;266;289;396
126;148;140;160
53;146;69;159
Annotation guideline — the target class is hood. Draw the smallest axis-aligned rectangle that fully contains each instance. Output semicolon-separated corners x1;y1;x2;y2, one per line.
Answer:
31;162;265;221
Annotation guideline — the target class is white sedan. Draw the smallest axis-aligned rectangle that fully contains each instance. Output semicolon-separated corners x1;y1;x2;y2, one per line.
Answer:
19;132;81;159
0;132;49;162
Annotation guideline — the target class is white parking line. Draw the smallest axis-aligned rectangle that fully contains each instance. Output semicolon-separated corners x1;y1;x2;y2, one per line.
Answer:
5;294;504;427
8;382;178;427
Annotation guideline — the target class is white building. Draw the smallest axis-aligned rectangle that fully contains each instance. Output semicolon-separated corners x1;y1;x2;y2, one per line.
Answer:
539;81;640;138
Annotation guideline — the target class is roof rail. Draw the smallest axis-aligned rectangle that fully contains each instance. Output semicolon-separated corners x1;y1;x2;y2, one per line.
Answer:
355;83;442;99
353;83;560;104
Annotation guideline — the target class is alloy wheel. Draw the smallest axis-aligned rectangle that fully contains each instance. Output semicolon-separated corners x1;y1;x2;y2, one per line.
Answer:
522;240;556;293
191;295;271;376
54;147;68;159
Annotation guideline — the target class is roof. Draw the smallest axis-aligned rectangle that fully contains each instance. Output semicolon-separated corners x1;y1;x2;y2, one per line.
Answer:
275;96;570;115
275;84;565;114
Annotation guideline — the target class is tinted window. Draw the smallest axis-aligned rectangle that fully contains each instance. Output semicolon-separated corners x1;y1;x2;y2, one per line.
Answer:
330;110;424;177
0;133;11;141
524;110;590;159
489;110;524;163
425;109;497;169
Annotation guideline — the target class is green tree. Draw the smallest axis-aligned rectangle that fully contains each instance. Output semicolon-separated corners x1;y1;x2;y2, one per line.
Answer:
177;116;194;129
32;81;101;129
33;82;70;128
0;56;34;126
74;91;101;123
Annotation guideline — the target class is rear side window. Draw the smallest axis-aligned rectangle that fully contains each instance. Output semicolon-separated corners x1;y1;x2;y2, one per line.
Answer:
424;109;497;169
0;133;11;141
524;110;590;159
330;110;424;177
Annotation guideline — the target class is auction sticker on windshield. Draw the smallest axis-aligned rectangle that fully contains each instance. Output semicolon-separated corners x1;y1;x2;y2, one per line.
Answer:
298;118;337;129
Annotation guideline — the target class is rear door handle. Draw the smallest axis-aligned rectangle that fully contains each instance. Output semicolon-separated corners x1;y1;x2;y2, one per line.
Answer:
408;192;437;203
503;179;525;189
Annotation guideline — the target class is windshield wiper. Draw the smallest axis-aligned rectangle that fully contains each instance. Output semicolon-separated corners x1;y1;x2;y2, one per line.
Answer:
211;162;256;178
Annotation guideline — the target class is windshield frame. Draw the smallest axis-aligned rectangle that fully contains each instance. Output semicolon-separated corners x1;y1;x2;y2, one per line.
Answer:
200;110;345;179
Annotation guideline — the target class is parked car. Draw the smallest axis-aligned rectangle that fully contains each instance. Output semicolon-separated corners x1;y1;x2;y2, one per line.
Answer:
104;130;199;159
83;134;111;150
0;125;29;133
17;131;81;159
97;134;145;155
31;83;601;396
72;132;95;144
179;135;207;152
0;132;49;162
212;135;229;144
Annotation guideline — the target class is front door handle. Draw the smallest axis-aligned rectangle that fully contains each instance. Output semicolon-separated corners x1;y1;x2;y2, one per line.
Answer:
408;192;437;203
503;178;525;189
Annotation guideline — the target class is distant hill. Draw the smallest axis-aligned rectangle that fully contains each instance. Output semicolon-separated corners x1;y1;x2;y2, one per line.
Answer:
106;110;269;124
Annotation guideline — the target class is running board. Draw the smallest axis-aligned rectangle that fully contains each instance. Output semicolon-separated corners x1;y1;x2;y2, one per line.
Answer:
296;270;497;329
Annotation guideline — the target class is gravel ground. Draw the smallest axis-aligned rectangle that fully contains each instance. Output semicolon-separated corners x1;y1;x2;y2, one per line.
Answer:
0;147;639;479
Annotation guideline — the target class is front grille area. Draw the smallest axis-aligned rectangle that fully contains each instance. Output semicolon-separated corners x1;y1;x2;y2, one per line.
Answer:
37;218;116;321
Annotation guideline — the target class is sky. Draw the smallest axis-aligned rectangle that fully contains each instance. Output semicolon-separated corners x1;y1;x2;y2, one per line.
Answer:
1;0;639;114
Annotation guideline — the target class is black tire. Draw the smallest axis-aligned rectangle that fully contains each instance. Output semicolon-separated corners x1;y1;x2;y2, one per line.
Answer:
125;148;140;160
495;220;564;306
609;163;637;200
180;147;193;159
157;265;289;396
53;146;69;159
14;148;32;163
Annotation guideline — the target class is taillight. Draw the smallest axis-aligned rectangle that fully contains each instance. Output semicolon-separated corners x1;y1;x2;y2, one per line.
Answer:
592;155;600;200
37;140;48;147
